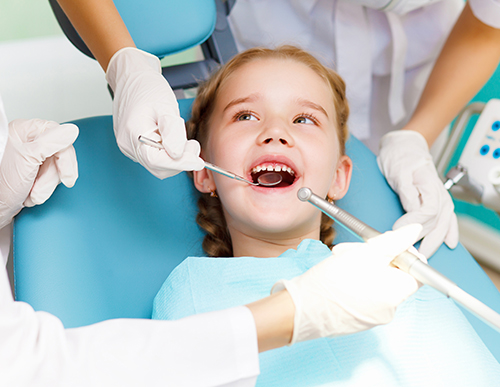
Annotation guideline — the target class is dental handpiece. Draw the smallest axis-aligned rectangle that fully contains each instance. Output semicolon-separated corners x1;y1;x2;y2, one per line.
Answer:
298;187;500;334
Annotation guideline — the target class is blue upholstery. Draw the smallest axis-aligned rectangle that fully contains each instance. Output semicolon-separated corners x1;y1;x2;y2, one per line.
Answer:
114;0;216;57
48;0;217;59
13;98;500;360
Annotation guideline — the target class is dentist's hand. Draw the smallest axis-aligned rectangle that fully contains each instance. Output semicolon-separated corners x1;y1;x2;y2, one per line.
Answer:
0;119;79;229
272;224;424;344
106;47;205;179
377;130;459;257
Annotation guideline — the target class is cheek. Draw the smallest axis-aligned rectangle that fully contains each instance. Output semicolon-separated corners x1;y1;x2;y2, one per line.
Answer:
305;139;340;187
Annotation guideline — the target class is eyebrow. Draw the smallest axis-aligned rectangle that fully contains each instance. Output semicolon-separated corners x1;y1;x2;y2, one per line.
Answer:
223;93;260;112
222;94;329;118
296;98;329;118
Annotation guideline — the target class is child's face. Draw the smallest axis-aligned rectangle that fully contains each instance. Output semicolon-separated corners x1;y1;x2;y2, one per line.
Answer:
194;58;352;252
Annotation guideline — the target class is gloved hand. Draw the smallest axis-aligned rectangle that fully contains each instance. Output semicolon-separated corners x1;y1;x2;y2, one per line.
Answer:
377;130;459;257
272;224;424;344
106;47;205;179
0;119;79;229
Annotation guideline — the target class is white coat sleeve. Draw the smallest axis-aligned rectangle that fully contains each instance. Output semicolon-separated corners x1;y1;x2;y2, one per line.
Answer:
469;0;500;28
0;266;259;387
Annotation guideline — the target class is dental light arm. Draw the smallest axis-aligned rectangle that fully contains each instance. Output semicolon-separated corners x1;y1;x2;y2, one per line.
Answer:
298;187;500;334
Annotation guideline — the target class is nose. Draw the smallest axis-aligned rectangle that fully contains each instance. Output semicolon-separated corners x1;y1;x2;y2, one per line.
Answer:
256;119;295;147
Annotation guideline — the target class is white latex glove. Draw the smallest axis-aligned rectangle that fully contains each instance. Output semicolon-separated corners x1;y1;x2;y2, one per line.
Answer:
106;47;204;179
272;224;424;344
377;130;459;257
0;119;79;229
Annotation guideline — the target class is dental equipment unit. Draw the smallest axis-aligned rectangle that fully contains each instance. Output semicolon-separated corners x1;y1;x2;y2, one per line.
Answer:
138;135;282;187
298;187;500;334
437;99;500;213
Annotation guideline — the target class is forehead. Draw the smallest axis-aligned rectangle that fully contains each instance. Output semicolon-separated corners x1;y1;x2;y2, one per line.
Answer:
217;58;335;108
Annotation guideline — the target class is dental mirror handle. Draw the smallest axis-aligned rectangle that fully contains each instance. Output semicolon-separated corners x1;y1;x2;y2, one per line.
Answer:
203;162;257;185
138;136;257;185
298;187;500;334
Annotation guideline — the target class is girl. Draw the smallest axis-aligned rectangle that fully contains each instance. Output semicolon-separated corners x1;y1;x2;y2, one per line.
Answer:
153;46;499;386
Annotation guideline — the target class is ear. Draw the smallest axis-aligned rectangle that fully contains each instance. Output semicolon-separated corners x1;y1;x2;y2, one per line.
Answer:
328;155;352;200
193;167;216;194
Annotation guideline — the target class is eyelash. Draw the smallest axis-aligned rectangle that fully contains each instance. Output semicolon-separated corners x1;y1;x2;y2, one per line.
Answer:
233;110;258;121
232;111;320;125
294;113;319;125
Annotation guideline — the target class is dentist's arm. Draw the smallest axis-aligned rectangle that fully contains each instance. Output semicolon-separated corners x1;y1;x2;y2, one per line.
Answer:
55;0;204;179
378;2;500;258
0;116;258;387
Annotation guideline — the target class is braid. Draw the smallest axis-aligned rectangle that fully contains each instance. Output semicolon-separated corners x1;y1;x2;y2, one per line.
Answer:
196;193;233;257
320;214;335;249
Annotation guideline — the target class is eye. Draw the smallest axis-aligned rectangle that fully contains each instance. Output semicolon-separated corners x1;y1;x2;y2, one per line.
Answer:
235;111;258;121
293;114;317;125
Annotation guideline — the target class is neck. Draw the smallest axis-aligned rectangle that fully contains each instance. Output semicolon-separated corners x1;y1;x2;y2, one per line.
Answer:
230;228;321;258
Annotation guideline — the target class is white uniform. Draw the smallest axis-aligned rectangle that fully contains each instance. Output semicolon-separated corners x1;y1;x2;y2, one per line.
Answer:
228;0;500;153
0;95;260;387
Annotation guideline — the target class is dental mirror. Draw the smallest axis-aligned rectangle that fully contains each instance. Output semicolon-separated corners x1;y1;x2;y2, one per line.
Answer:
256;172;283;186
138;136;283;187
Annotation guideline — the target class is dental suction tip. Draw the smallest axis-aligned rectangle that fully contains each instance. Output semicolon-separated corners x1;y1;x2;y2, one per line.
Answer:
298;187;312;201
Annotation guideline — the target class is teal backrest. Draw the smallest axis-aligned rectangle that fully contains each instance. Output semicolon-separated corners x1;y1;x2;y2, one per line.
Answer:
49;0;217;59
115;0;216;57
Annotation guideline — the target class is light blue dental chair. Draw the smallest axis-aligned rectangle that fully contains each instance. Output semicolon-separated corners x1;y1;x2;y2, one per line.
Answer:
13;0;500;361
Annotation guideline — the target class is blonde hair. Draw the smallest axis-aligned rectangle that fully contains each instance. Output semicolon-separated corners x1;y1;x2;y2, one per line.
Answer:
187;46;350;257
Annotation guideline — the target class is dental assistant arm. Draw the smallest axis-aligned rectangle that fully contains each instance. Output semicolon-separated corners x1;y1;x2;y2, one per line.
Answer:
55;0;204;179
403;2;500;147
378;1;500;257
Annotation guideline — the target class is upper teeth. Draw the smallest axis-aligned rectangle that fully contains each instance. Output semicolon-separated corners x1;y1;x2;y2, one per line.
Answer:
251;164;295;175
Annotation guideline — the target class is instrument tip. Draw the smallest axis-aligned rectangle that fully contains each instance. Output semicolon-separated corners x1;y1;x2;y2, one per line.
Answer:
297;187;312;201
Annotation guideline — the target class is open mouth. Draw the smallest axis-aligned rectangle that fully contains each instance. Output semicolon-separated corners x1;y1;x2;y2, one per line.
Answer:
250;163;297;188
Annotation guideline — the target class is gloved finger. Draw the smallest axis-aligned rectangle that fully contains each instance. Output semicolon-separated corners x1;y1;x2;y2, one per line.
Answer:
138;140;204;179
390;172;423;214
444;212;459;250
407;245;427;263
417;205;458;258
382;267;420;304
24;156;59;207
53;146;78;188
366;223;423;265
330;242;362;255
184;140;204;170
392;210;436;240
418;232;445;258
417;212;450;258
377;156;421;213
157;113;188;160
23;122;79;163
